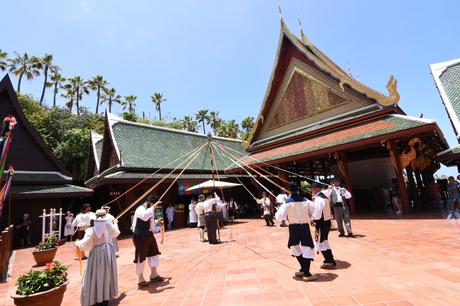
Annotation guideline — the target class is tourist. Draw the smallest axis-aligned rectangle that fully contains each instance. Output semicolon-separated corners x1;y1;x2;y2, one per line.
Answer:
228;196;239;222
188;198;198;227
76;209;119;306
447;199;460;219
429;180;444;210
330;178;353;237
275;181;317;281
312;183;337;269
195;194;208;242
72;203;96;259
446;176;460;213
220;196;229;223
256;191;275;226
16;213;32;247
131;195;165;286
165;203;176;230
203;192;222;244
102;205;119;254
64;211;74;242
389;179;402;215
276;189;289;227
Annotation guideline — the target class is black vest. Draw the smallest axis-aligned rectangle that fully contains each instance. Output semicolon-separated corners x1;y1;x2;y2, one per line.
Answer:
133;217;151;238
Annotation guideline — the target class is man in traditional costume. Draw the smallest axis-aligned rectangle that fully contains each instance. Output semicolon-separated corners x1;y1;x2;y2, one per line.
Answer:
256;191;275;226
102;205;119;253
203;192;222;244
312;183;337;269
228;197;239;222
276;189;289;227
72;203;96;259
131;195;165;286
275;181;317;281
195;194;207;242
330;179;353;237
76;209;120;306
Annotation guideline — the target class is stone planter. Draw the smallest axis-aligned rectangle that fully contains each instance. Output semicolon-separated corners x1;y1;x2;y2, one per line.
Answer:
11;280;69;306
32;248;57;266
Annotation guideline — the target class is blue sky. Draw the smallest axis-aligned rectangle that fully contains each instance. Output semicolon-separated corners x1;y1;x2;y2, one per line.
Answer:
2;0;460;175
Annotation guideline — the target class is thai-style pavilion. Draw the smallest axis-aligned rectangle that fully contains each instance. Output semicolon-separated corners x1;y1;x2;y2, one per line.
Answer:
0;75;93;244
227;19;448;214
85;113;248;231
430;58;460;170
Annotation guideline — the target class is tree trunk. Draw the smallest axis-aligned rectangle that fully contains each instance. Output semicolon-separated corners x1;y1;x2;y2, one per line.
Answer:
95;86;100;114
108;96;112;113
39;66;48;105
17;73;24;93
159;107;162;121
76;87;80;115
69;98;73;112
202;120;206;134
53;83;58;107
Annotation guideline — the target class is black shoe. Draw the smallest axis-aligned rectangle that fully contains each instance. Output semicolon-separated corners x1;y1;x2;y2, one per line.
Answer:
338;233;345;237
348;233;354;237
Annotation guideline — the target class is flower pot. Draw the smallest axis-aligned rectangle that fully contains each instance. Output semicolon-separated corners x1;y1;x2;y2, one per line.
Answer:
32;248;57;266
11;280;69;306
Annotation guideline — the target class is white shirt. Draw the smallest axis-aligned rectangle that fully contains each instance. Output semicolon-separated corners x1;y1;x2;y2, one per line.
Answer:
275;195;316;224
228;200;239;210
166;206;176;219
276;193;288;205
332;187;352;202
72;212;96;229
312;195;332;221
256;197;271;215
189;203;198;223
75;221;120;252
202;197;222;213
131;203;156;232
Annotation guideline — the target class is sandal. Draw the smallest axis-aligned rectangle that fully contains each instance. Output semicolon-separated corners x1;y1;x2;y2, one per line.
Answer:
137;281;150;287
150;276;165;282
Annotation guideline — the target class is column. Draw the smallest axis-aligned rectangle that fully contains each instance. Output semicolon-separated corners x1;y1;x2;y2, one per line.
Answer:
335;151;356;214
387;140;411;214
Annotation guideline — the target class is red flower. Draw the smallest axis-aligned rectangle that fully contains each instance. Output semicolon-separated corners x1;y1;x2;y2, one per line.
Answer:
46;262;56;270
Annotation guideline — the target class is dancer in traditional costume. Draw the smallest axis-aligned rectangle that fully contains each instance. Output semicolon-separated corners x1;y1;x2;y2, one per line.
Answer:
188;198;198;227
72;204;96;259
64;211;74;242
102;206;119;253
228;197;239;222
312;183;337;269
275;182;317;281
276;189;289;227
131;195;165;286
203;192;222;244
76;209;120;306
256;192;274;226
195;194;207;242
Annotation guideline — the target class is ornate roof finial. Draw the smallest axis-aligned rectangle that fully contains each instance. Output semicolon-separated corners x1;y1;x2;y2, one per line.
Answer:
297;16;310;45
278;2;284;24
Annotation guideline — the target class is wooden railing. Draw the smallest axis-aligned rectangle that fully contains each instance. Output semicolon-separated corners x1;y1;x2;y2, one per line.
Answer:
0;225;14;282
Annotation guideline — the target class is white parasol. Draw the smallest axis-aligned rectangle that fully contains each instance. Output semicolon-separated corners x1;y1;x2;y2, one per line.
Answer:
185;180;241;191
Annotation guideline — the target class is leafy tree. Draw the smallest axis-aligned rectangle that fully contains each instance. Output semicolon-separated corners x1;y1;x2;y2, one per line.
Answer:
100;87;121;113
122;95;137;113
50;70;66;107
61;85;76;112
167;117;182;130
217;120;239;139
122;111;138;122
195;109;210;134
67;76;89;115
55;127;90;180
151;92;166;121
181;115;198;132
88;75;108;114
8;52;41;93
36;54;57;105
241;116;255;141
209;111;222;134
0;49;8;71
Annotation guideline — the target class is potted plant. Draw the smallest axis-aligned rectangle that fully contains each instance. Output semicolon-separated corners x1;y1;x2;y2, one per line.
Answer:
11;261;69;306
32;235;58;266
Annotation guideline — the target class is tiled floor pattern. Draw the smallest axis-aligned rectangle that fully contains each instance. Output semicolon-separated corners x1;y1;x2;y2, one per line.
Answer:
1;217;460;305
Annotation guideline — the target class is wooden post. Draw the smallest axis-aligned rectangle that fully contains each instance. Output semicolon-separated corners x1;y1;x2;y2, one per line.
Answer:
387;140;410;214
335;152;356;214
406;165;419;208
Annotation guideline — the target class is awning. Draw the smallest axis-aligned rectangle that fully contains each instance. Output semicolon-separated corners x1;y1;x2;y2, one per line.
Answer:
185;180;241;191
11;184;93;199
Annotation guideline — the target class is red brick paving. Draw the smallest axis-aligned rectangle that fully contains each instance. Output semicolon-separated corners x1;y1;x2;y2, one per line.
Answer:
1;217;460;306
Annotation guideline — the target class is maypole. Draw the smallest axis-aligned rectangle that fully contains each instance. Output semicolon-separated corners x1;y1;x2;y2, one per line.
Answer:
0;116;17;219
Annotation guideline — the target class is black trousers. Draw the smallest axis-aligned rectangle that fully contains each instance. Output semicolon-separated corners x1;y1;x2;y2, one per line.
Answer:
205;212;219;244
264;214;274;226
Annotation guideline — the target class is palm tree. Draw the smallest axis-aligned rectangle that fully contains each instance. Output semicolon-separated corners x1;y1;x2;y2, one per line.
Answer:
226;120;240;139
8;52;41;93
67;76;89;115
195;109;210;134
61;85;76;112
0;49;8;71
50;70;66;107
209;111;222;134
181;115;198;132
241;116;255;132
151;92;166;121
88;75;108;114
100;87;121;113
122;95;137;113
36;54;57;105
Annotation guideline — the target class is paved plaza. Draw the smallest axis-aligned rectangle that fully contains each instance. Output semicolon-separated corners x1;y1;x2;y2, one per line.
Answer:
2;216;460;306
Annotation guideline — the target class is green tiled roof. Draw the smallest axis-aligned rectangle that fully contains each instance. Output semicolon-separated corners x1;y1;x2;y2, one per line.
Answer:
437;145;460;167
111;121;245;171
11;184;93;198
233;114;439;167
95;139;103;162
440;63;460;126
251;105;382;148
105;172;247;180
